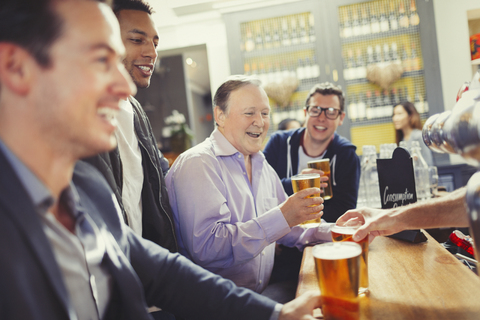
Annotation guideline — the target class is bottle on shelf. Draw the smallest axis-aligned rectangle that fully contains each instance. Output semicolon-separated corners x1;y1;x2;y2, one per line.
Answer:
398;1;410;28
245;27;255;52
409;0;420;26
391;42;401;64
375;44;384;66
404;86;412;102
402;45;411;71
258;62;268;84
254;24;263;50
272;21;281;48
374;90;383;118
361;6;371;35
251;62;258;77
389;1;399;31
308;13;316;42
263;23;272;49
414;89;425;113
274;62;282;82
347;49;356;80
365;90;375;120
299;16;309;43
357;92;367;120
352;9;362;37
356;48;366;79
383;43;391;63
342;51;350;80
410;43;421;70
366;45;375;66
392;87;401;106
383;89;393;117
290;17;299;45
379;3;389;32
281;62;290;79
348;93;358;121
343;8;353;38
281;18;291;46
266;62;275;84
370;6;380;34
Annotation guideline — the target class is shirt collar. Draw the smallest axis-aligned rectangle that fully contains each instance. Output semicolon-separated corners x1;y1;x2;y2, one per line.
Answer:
0;138;81;217
210;128;265;162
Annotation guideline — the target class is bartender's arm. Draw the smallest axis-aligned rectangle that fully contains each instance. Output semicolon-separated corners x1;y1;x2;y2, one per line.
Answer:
337;187;469;241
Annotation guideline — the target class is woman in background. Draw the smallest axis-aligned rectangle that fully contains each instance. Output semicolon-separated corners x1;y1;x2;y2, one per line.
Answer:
392;101;434;165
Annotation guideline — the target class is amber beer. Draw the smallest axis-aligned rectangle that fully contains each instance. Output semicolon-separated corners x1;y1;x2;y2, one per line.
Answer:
313;242;361;320
291;173;321;225
307;159;332;200
331;225;369;294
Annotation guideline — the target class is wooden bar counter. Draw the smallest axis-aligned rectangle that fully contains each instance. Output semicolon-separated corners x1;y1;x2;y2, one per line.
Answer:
296;232;480;319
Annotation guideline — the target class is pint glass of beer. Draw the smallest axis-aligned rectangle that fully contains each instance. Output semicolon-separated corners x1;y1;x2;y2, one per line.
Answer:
291;173;321;225
331;225;369;294
313;242;361;320
307;159;332;200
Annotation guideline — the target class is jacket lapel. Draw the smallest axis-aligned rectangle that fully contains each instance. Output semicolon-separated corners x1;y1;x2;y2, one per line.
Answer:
0;151;77;319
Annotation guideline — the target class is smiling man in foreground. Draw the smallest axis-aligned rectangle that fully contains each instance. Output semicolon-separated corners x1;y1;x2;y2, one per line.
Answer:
166;76;333;294
0;1;323;319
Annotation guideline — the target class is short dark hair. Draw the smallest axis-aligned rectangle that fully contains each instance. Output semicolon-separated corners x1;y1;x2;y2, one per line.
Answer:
278;118;301;131
305;82;345;112
0;0;110;67
113;0;153;15
213;75;262;115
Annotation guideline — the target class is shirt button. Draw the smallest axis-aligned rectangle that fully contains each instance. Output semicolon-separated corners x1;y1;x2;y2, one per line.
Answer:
261;251;265;256
305;240;309;244
237;155;241;158
259;280;263;284
243;172;246;175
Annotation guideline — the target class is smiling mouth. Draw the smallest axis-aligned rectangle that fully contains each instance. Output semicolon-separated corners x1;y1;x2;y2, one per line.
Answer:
136;65;153;76
314;125;327;131
97;107;119;128
247;132;262;138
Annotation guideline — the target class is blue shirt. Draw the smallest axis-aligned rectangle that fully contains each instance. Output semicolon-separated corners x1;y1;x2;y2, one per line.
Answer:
166;129;332;293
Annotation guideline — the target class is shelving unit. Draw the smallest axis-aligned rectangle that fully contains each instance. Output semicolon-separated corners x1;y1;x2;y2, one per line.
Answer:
223;0;443;152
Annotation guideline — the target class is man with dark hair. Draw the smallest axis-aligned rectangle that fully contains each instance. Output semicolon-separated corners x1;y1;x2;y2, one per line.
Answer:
83;0;178;254
166;75;332;294
264;82;360;222
264;82;360;287
0;1;323;319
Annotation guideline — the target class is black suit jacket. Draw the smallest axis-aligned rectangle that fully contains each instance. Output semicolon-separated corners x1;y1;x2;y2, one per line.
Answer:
0;152;277;319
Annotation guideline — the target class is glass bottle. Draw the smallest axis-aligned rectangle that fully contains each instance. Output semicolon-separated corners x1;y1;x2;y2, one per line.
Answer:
363;145;382;208
389;1;399;30
410;141;430;201
361;6;371;35
308;13;316;42
379;3;389;32
409;0;420;26
398;1;409;28
370;6;380;34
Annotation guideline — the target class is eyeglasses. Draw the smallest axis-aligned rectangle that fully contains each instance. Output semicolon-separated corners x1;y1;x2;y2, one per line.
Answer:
305;106;342;120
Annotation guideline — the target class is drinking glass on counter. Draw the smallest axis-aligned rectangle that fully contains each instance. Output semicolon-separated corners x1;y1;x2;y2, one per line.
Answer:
291;173;321;225
313;242;361;320
307;159;333;200
428;166;439;197
331;225;369;294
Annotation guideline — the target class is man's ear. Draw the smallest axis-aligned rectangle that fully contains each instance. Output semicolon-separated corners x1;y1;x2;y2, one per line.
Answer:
0;43;35;95
214;105;226;128
338;111;346;126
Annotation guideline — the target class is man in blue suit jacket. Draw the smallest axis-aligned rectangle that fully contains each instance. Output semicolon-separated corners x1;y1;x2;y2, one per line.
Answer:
0;0;321;319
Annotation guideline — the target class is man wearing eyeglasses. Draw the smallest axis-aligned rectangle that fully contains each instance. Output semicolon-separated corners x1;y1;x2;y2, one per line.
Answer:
264;82;360;222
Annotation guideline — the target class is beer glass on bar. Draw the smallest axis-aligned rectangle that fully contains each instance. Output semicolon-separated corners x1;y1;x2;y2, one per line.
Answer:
313;242;361;320
331;225;369;294
307;159;333;200
291;173;321;225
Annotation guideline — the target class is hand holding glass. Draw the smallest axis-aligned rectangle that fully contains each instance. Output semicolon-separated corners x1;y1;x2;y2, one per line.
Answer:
307;159;333;200
291;173;322;225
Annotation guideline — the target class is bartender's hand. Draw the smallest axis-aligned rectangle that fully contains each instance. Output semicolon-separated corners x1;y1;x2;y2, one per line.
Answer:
279;188;323;227
279;291;322;320
300;168;328;189
337;207;402;242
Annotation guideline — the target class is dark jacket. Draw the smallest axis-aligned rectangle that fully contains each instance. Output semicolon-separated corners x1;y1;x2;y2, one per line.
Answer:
0;155;277;320
83;97;178;253
263;127;360;222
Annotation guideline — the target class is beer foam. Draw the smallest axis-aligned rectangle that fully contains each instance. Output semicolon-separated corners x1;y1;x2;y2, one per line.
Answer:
313;242;362;260
331;225;357;235
291;173;320;180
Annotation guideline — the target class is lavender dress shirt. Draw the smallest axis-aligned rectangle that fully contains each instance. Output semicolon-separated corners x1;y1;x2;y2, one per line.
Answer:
166;129;332;293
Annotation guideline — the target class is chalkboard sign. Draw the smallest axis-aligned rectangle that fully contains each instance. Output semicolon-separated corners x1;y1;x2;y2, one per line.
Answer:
377;147;417;208
377;147;427;243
